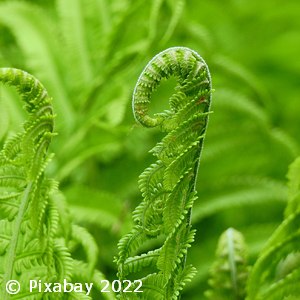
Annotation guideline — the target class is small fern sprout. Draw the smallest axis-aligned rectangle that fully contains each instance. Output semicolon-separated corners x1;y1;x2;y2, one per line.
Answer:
205;228;249;300
116;47;212;299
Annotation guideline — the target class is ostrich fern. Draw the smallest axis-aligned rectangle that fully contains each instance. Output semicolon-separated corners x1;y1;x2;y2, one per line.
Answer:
0;68;112;300
116;47;212;299
0;68;60;299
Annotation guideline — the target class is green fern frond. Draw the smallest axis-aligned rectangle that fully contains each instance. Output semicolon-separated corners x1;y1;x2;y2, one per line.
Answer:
171;264;197;299
53;239;74;282
133;273;166;300
163;172;197;233
261;266;300;300
0;68;102;300
71;224;99;275
157;227;196;281
116;47;212;299
247;156;300;300
0;68;58;299
117;228;148;268
122;249;161;277
246;214;300;299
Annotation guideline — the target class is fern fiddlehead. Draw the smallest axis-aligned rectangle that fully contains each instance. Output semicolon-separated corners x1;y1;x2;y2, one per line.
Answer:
0;68;65;299
205;228;249;300
117;47;212;299
0;68;58;299
0;68;115;300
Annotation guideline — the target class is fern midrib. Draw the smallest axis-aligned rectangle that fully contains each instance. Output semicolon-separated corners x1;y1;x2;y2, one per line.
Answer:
0;175;25;180
0;193;22;200
0;198;19;207
16;250;43;260
124;252;160;266
1;181;33;300
179;94;210;274
0;234;10;241
180;140;205;270
227;228;238;298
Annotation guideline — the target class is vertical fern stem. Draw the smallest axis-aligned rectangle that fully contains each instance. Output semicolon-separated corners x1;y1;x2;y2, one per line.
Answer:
117;47;212;299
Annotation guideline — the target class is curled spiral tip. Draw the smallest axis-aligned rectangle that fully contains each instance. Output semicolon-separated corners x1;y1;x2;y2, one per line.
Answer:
0;67;54;167
132;46;212;129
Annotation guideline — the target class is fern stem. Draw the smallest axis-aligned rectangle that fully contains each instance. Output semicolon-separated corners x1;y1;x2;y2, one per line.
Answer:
227;228;238;294
1;182;33;300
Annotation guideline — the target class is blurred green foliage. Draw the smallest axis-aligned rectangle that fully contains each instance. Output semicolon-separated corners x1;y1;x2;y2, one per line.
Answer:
0;0;299;299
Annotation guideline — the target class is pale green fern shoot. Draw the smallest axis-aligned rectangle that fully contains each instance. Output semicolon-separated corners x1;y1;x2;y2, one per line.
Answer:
205;228;249;300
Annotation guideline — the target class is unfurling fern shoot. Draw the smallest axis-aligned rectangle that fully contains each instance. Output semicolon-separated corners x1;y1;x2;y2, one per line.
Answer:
205;228;249;300
0;68;103;300
0;69;64;299
116;47;212;299
0;69;115;300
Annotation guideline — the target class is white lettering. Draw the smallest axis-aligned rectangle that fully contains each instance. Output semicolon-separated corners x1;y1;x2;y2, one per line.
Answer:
28;280;93;295
44;282;52;292
85;283;93;296
29;280;37;292
73;283;83;293
52;283;61;293
63;279;73;293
